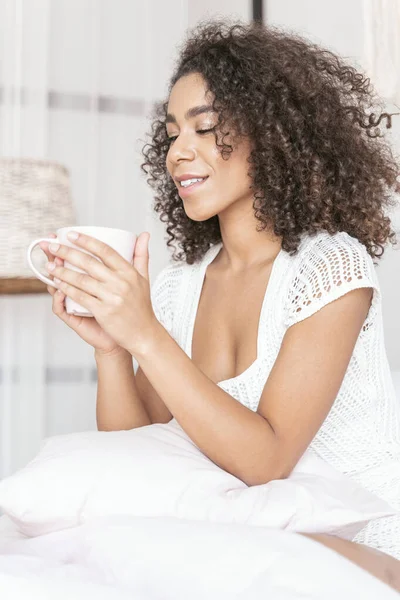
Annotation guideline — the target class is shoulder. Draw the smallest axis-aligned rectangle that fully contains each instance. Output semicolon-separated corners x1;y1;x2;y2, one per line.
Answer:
296;229;374;268
284;230;380;328
291;229;377;284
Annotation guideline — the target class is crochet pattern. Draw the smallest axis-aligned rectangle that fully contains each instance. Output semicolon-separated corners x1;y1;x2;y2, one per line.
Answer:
151;230;400;559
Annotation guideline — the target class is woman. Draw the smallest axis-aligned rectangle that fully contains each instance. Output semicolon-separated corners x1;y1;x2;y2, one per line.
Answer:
41;18;400;591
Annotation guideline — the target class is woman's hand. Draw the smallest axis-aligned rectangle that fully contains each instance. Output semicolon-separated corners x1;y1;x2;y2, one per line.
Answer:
45;230;160;357
40;233;125;357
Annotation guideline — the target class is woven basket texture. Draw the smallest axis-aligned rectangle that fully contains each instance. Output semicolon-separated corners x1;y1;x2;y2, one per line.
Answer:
0;158;76;278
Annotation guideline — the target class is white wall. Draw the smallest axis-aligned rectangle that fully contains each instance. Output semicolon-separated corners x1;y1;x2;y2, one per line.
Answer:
188;0;250;24
265;0;400;370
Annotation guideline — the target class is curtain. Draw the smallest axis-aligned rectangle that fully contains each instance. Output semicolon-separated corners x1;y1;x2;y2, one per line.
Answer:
363;0;400;107
0;0;190;478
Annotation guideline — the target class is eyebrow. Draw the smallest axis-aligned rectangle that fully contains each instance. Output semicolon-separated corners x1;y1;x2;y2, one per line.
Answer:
166;104;216;125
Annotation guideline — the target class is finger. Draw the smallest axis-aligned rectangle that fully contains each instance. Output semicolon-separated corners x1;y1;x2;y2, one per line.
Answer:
47;267;63;294
50;277;99;314
40;245;55;263
52;289;90;330
52;289;65;312
48;257;64;270
44;235;64;294
47;239;115;284
133;232;150;281
39;233;56;250
47;263;108;301
44;258;64;289
52;289;77;327
49;231;131;273
39;234;57;263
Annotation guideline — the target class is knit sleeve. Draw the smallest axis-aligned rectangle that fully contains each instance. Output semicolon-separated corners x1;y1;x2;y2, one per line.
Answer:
150;262;184;338
284;232;381;330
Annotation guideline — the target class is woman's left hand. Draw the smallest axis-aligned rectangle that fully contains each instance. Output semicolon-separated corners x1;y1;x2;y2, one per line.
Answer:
46;230;160;357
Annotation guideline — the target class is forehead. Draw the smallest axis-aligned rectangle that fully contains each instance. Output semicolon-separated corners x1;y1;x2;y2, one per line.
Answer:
167;73;214;121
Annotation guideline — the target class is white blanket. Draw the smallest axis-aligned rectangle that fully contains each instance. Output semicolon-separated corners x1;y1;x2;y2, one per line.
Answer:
0;514;398;600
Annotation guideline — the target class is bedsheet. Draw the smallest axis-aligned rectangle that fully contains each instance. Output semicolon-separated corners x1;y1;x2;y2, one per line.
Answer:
0;514;399;600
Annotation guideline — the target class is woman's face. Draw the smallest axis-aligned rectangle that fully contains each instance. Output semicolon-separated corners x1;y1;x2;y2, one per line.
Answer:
165;72;255;221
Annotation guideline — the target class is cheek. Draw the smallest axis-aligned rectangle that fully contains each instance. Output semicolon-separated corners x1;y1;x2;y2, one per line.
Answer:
165;153;173;173
214;153;252;186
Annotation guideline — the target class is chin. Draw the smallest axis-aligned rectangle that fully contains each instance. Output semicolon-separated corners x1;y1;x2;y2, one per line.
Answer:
184;206;219;222
185;212;211;222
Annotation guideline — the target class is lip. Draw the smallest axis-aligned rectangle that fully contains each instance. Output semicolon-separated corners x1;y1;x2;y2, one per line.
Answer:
175;173;208;183
177;176;209;198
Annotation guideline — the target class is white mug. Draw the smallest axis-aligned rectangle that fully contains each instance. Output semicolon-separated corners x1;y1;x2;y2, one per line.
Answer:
27;225;137;317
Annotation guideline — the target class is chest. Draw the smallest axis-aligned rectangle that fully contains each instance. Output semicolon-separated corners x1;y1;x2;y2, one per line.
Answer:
190;266;274;384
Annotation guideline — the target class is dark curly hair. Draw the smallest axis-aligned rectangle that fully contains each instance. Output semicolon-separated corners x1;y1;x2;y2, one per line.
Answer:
140;17;400;265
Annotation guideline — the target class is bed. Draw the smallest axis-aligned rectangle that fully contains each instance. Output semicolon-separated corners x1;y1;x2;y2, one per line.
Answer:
0;419;399;599
1;512;400;599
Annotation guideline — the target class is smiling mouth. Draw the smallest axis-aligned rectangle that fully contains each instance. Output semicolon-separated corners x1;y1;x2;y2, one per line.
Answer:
178;177;209;194
179;176;208;187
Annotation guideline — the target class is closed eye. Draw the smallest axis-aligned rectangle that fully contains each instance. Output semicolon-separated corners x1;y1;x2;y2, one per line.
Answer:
167;127;216;143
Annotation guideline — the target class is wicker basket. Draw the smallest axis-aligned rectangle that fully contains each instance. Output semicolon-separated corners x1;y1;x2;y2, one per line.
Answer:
0;158;76;279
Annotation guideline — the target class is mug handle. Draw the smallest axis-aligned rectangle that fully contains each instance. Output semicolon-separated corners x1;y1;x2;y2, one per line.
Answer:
27;237;60;288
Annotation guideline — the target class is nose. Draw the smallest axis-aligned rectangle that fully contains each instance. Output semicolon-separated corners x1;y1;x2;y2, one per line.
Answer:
168;132;197;163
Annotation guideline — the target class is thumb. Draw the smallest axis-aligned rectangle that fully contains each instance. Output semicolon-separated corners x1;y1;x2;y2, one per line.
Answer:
133;231;150;280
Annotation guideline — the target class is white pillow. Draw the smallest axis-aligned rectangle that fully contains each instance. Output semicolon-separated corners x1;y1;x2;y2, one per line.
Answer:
0;418;394;538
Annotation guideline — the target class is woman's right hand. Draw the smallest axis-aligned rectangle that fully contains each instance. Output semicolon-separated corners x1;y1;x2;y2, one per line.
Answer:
39;233;123;357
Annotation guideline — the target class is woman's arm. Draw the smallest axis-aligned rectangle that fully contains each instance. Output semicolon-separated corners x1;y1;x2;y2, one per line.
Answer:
135;365;173;424
133;287;373;487
95;348;151;431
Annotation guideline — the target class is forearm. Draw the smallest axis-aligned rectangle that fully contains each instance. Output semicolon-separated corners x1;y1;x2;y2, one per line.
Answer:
95;348;151;431
134;325;279;486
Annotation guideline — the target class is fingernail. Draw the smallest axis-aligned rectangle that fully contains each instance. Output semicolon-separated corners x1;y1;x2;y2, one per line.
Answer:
54;278;61;284
46;262;55;271
49;243;60;253
67;231;79;241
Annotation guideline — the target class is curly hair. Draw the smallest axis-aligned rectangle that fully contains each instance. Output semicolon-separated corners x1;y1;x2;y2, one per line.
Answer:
140;17;400;265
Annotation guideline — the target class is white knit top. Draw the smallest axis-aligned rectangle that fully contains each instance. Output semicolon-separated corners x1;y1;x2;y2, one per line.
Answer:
151;230;400;559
